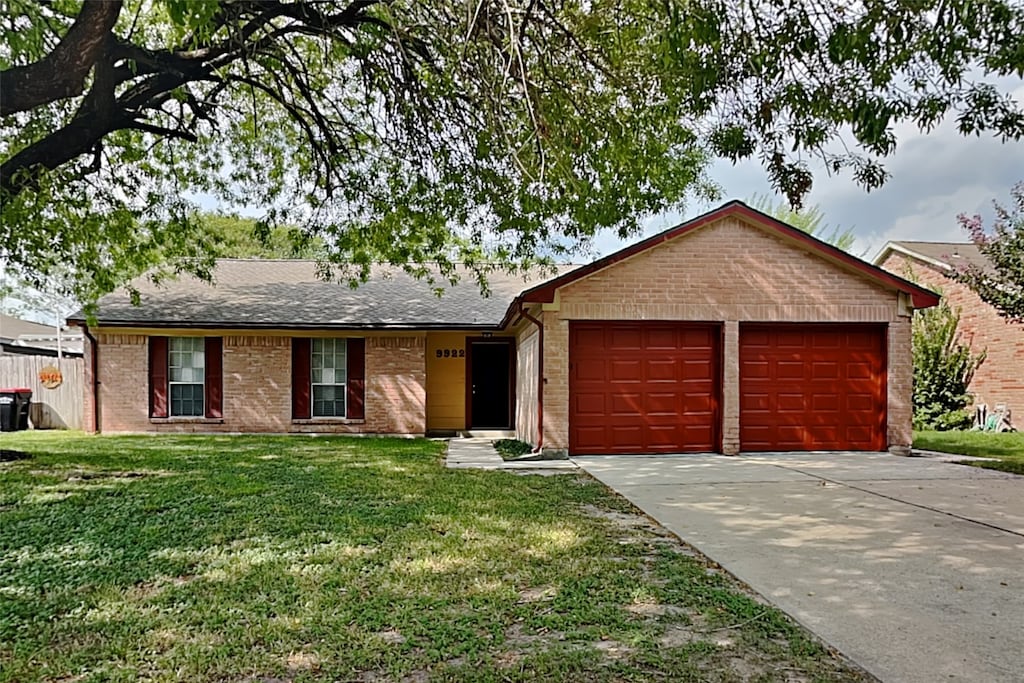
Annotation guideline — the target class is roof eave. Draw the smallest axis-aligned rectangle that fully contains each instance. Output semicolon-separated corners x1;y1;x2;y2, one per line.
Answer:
873;242;954;272
79;319;506;331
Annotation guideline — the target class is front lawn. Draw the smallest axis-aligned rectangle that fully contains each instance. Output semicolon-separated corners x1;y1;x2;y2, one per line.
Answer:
0;432;866;682
914;430;1024;475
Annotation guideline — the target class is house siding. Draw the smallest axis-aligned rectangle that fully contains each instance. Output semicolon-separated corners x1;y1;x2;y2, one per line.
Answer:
92;331;426;434
541;215;910;455
880;252;1024;418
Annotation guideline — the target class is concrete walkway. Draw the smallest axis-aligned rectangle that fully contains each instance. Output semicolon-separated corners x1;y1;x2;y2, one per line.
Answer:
445;438;578;472
575;452;1024;683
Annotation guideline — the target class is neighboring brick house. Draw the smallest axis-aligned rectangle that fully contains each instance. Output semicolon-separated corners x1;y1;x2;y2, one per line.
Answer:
69;201;939;455
875;241;1024;421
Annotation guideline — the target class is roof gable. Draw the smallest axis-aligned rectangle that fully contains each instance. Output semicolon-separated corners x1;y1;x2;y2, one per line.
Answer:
518;201;940;309
874;241;991;275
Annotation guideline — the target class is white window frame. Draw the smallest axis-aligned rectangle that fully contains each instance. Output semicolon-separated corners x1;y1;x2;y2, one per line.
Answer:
311;338;347;418
168;337;205;417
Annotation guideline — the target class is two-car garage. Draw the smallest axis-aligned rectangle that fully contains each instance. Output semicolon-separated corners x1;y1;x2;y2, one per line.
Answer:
569;321;888;455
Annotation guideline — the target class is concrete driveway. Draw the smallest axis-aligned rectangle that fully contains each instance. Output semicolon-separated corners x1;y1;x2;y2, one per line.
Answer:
574;453;1024;683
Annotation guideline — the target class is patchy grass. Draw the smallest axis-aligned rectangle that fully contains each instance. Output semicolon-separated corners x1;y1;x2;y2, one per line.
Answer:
493;438;534;460
914;430;1024;475
0;432;868;682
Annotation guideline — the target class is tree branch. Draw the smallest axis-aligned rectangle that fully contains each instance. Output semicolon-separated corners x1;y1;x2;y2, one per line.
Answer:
126;121;199;142
0;0;124;116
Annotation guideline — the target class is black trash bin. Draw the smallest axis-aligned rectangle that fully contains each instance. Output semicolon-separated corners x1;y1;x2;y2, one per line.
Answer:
0;388;32;431
0;391;16;432
15;388;32;430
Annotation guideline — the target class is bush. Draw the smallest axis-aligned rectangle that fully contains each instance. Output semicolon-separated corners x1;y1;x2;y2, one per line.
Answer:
912;300;985;431
913;408;973;432
492;438;533;459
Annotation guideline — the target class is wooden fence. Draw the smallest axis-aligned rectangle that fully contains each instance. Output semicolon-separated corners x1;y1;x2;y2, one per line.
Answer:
0;355;84;430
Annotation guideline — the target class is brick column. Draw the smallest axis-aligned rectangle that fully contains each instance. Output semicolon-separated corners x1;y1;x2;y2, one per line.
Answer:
887;319;913;454
722;321;740;455
542;311;570;455
82;331;97;433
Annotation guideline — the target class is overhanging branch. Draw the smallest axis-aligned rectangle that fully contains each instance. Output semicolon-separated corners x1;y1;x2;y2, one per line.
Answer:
0;0;124;116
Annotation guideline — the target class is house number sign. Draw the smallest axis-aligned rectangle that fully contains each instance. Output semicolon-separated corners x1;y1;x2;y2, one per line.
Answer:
39;365;63;389
435;348;465;358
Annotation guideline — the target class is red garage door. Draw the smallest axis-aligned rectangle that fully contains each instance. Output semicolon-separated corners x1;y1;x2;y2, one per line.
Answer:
569;322;720;455
739;324;887;451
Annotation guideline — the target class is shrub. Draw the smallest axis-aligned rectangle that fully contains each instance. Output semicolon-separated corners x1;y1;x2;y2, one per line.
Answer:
912;300;985;431
492;438;533;459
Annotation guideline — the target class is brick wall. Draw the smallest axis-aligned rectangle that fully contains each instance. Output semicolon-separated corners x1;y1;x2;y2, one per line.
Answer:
542;215;910;454
96;333;149;431
880;252;1024;417
93;332;426;434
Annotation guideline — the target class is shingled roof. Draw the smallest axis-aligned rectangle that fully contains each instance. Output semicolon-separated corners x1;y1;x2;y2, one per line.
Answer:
70;260;579;329
881;241;993;273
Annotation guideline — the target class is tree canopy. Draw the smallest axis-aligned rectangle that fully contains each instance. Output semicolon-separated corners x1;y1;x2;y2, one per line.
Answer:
2;0;1024;306
203;214;324;259
952;182;1024;322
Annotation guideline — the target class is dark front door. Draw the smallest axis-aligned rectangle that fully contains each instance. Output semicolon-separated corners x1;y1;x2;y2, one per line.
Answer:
469;340;513;429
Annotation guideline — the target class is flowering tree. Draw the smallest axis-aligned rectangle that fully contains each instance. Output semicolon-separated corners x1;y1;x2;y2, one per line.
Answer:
952;183;1024;323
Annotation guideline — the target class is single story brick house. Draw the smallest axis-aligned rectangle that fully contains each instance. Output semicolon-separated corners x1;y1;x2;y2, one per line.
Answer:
875;241;1023;423
69;201;939;455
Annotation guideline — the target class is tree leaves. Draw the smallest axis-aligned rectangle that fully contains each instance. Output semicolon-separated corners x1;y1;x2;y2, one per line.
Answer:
912;299;986;431
951;182;1024;322
1;0;1023;306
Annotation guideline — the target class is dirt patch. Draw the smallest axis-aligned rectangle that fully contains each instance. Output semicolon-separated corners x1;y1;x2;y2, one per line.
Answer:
659;624;700;648
594;638;633;660
375;629;407;645
581;503;664;532
516;585;556;603
625;601;690;618
285;651;321;671
503;622;557;648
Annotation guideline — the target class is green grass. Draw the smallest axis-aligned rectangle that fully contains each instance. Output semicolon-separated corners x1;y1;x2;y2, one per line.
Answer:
914;430;1024;475
0;432;866;682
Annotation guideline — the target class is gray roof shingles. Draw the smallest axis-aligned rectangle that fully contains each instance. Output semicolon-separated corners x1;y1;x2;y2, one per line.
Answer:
76;260;578;328
890;241;992;273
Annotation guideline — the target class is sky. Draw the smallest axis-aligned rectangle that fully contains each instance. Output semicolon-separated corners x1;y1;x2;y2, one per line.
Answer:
592;102;1024;263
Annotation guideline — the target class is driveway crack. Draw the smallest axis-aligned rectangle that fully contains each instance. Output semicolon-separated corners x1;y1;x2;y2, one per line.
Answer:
766;463;1024;540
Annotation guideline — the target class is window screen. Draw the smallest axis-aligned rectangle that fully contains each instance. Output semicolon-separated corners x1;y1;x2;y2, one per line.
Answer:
169;337;205;416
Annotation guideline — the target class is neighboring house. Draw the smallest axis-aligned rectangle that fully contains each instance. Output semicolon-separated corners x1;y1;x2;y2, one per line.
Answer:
68;201;938;455
0;314;83;357
875;241;1024;417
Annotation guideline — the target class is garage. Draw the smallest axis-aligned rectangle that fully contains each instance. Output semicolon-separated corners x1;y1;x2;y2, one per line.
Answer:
739;324;887;451
569;322;720;455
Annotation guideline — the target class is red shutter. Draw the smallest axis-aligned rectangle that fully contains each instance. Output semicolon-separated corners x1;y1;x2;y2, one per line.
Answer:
347;338;365;419
149;336;169;418
292;338;311;419
205;337;223;418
